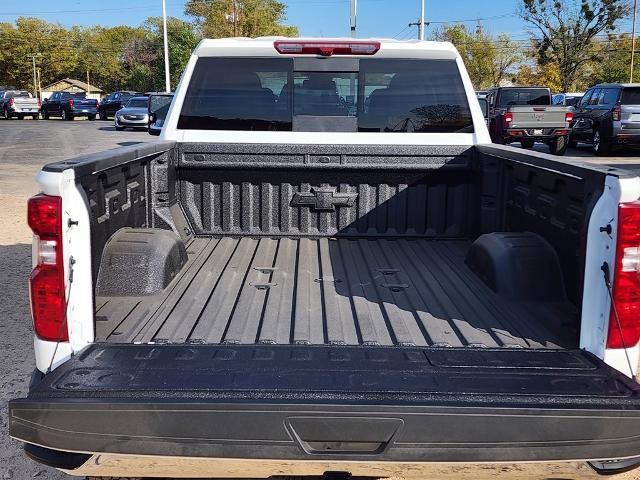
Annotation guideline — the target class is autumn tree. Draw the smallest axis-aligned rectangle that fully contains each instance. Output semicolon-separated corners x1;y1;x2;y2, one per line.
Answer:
185;0;298;38
432;24;522;89
590;34;640;83
519;0;630;91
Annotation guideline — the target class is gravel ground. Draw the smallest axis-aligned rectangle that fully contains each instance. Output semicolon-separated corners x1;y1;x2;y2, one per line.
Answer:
0;118;151;479
1;118;639;479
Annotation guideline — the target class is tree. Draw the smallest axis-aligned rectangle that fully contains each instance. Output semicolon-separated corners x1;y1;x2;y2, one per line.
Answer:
144;17;200;90
431;24;522;89
590;34;640;83
519;0;630;91
185;0;298;39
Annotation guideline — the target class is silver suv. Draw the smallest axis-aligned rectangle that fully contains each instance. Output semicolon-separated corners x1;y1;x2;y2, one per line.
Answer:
570;83;640;154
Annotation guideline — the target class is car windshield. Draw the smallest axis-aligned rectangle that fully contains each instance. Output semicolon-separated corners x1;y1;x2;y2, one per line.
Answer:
178;57;474;133
621;88;640;105
497;89;550;107
126;98;148;108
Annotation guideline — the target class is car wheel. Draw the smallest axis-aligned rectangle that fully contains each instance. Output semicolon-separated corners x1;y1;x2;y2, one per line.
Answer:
88;114;96;121
99;109;107;121
41;110;49;120
17;115;24;120
32;115;39;120
2;107;10;119
521;140;535;149
549;136;568;156
61;109;67;121
592;129;610;156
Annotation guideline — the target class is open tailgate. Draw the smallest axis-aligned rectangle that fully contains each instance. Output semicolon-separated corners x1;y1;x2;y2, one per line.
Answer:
9;344;640;463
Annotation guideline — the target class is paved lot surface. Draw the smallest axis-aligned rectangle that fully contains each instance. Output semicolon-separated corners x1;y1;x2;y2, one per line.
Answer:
0;119;639;479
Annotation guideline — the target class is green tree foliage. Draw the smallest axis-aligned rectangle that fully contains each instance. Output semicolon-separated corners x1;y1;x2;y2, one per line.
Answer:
144;17;200;90
0;16;202;94
185;0;298;38
590;34;640;83
432;24;522;89
519;0;630;91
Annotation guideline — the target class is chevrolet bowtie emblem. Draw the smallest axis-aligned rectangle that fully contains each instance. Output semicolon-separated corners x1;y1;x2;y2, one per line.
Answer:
290;187;358;212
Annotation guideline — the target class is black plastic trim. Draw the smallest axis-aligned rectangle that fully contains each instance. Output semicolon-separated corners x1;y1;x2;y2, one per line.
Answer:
24;443;90;470
9;344;640;463
42;140;175;176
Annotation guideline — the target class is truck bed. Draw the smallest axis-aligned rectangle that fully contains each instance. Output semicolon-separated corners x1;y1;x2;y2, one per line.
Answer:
95;236;576;349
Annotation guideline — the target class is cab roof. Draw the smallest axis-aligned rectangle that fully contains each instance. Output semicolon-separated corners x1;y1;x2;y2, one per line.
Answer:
193;37;461;60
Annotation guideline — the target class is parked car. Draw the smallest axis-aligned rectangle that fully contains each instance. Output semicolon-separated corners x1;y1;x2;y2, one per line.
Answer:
9;38;640;479
486;86;572;155
0;90;40;119
98;91;136;120
570;83;640;155
552;92;584;110
114;96;149;131
41;92;98;120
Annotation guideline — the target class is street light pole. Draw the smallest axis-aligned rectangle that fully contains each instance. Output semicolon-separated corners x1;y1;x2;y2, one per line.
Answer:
420;0;425;40
350;0;357;38
162;0;171;92
632;0;638;83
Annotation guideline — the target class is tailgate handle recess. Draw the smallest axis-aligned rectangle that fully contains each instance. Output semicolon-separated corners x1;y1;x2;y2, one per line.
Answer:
286;417;403;455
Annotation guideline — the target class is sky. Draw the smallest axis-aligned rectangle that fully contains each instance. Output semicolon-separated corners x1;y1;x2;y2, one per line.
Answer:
0;0;635;40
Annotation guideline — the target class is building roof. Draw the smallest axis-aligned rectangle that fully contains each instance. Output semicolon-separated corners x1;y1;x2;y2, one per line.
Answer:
42;78;103;93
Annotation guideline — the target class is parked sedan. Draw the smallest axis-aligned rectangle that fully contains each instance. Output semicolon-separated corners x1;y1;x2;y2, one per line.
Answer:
114;96;149;131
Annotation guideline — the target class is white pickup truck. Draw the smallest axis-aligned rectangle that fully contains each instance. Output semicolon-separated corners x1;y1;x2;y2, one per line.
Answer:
0;90;40;119
9;38;640;479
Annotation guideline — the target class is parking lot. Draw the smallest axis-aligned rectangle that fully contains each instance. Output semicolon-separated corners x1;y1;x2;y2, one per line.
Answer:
1;118;640;480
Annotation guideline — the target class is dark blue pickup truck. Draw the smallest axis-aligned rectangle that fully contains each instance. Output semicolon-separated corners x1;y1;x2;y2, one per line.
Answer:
41;92;99;121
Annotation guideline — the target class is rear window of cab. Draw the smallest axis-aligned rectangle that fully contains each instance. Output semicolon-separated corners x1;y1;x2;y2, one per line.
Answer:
178;57;474;133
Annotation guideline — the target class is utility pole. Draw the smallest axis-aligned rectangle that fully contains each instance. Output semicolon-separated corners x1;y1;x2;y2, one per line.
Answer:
233;1;238;37
86;70;90;97
162;0;171;93
27;53;41;99
350;0;357;38
632;0;638;83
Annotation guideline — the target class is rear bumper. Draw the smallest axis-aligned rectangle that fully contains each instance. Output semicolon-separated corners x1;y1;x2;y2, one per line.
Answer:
9;344;640;464
8;106;39;115
69;108;97;117
612;133;640;146
505;128;570;141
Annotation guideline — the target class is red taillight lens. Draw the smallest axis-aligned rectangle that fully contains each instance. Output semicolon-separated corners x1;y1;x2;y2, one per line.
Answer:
565;111;574;123
607;201;640;349
8;98;14;107
274;40;380;56
504;112;513;123
613;104;621;121
27;194;67;342
38;98;42;107
68;99;74;107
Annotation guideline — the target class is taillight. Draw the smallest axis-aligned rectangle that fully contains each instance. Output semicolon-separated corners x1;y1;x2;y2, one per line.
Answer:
8;98;14;107
504;112;513;123
274;40;380;56
565;111;574;123
38;98;42;108
95;100;100;108
68;99;74;108
607;201;640;349
27;194;67;342
613;104;621;121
